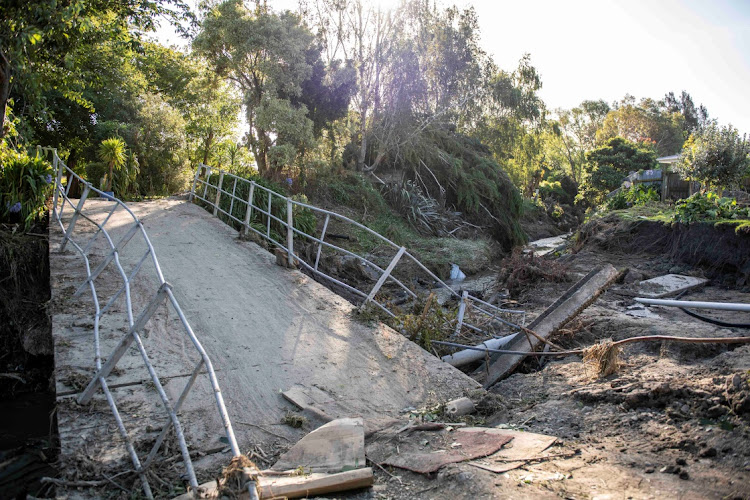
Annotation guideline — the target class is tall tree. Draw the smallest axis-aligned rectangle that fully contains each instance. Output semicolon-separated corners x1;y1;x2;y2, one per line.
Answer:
194;0;320;177
0;0;192;139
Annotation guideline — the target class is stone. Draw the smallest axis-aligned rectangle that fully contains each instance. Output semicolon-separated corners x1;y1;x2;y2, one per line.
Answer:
699;447;718;458
634;274;708;298
676;458;687;466
679;471;690;480
706;405;728;419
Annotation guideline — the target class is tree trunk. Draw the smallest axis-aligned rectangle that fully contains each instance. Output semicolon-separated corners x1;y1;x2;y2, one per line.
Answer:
202;130;214;165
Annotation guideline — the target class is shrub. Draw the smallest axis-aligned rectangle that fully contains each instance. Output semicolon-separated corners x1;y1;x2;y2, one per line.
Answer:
673;192;750;224
0;149;53;229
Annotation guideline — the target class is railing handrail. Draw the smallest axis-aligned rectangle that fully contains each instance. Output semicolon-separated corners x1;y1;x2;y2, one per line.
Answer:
43;148;241;498
190;163;526;338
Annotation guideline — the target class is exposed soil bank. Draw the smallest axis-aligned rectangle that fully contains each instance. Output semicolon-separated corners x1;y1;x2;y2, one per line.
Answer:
0;220;58;497
578;215;750;286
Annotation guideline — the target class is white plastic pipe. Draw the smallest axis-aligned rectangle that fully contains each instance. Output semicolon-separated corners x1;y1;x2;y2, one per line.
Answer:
441;333;518;367
635;298;750;312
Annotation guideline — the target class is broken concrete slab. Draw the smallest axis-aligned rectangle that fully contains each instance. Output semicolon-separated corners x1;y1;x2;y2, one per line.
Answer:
271;418;365;473
465;428;556;473
634;274;708;298
475;264;620;388
382;428;513;474
525;233;572;257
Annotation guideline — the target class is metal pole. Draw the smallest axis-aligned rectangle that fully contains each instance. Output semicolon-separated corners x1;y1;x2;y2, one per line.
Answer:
266;192;272;238
362;246;406;307
52;151;61;221
59;186;91;252
314;213;330;271
213;171;224;217
243;182;255;236
635;297;750;312
287;198;294;267
189;165;201;202
453;291;468;338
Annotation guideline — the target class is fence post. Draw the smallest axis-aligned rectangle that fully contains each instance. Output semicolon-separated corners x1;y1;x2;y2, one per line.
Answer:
286;198;294;267
189;165;201;202
59;186;90;252
314;213;330;271
52;150;62;221
266;191;272;238
243;182;255;236
213;171;224;216
452;291;469;338
361;246;406;308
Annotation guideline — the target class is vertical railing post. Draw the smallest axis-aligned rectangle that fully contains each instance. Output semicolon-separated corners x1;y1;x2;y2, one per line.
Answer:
243;182;255;236
189;165;201;202
314;213;330;271
52;150;62;221
361;246;406;307
452;291;469;338
202;167;212;199
59;186;91;252
213;171;224;216
266;191;272;239
286;198;294;267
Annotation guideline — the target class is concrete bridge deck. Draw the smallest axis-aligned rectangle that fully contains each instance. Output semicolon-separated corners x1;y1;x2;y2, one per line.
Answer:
50;197;478;492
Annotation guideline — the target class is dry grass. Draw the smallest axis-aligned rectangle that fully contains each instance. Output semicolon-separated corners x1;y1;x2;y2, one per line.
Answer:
582;340;621;378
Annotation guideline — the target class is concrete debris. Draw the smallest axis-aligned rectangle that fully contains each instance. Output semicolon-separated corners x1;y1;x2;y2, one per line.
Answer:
444;397;476;417
271;418;365;473
634;274;708;298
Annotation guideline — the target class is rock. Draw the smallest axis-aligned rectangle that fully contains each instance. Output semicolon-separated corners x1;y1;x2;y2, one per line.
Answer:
680;404;690;414
679;471;690;480
660;465;678;474
645;467;655;474
706;405;728;419
623;269;645;284
676;458;687;466
699;447;717;458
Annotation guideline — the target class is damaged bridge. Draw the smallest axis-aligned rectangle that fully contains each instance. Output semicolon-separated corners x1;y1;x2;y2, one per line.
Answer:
46;150;480;497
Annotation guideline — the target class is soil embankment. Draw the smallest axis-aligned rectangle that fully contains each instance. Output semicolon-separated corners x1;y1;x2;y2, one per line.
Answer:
578;215;750;286
0;222;57;498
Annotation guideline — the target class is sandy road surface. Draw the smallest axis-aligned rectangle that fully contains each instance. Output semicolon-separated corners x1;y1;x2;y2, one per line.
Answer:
51;196;477;479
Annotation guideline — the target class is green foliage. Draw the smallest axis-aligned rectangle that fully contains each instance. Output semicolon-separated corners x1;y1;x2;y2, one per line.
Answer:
674;123;750;191
98;137;126;192
625;184;660;205
0;147;53;229
582;136;657;206
673;192;750;224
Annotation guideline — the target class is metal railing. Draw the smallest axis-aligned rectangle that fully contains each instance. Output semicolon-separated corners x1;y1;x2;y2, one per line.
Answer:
42;148;241;498
190;164;525;339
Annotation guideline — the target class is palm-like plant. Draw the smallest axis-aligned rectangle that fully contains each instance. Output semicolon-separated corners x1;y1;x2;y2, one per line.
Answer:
98;137;126;192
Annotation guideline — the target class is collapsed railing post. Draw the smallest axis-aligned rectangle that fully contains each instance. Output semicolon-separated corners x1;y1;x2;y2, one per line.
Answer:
314;213;330;271
59;185;91;252
361;246;406;308
453;291;469;338
78;283;172;405
243;182;255;236
213;171;224;217
287;198;294;267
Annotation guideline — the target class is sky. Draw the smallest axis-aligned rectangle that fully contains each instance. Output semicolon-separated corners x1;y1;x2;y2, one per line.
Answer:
155;0;750;134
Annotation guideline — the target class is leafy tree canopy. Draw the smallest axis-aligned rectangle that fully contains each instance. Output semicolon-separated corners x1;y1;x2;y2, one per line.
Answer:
674;123;750;191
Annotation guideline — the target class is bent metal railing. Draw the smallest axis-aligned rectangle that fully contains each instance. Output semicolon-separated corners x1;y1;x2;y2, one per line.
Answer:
189;164;525;340
42;148;241;498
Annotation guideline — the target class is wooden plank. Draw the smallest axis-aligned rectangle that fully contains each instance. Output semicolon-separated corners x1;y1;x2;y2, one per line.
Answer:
475;264;620;388
176;468;374;500
271;418;365;473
